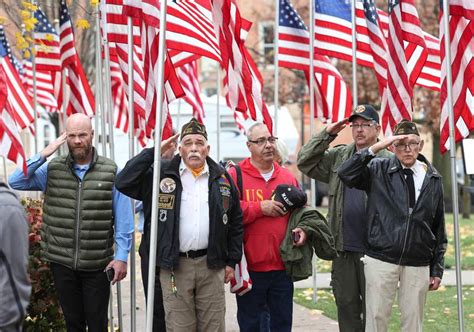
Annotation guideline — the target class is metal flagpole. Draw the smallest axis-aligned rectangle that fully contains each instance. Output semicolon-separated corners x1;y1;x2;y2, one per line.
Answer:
2;156;7;184
100;4;122;329
351;0;357;108
441;1;464;330
216;66;221;161
31;0;38;154
309;0;317;303
273;0;279;136
54;20;68;156
96;10;106;156
146;0;170;330
127;16;137;332
108;285;115;330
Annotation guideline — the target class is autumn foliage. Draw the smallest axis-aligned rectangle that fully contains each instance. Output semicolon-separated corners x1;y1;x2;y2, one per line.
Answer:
21;197;66;331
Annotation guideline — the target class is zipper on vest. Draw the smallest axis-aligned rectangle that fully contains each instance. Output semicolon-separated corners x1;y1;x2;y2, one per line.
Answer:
74;181;83;270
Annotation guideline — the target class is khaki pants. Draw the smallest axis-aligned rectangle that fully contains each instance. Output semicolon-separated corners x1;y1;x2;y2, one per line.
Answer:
362;255;430;332
160;256;225;332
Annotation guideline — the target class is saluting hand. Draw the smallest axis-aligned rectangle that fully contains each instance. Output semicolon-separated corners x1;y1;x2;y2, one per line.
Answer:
326;118;349;136
40;132;67;159
160;132;179;156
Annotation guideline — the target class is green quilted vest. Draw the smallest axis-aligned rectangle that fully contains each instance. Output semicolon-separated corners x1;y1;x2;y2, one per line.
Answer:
42;150;117;271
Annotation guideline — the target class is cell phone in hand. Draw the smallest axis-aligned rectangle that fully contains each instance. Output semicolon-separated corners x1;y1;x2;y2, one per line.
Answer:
292;232;300;243
106;268;115;282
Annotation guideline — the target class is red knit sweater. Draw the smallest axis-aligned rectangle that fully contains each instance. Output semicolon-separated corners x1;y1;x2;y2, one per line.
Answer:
228;158;299;272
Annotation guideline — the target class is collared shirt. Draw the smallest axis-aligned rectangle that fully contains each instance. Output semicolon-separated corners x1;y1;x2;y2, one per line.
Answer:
8;154;134;262
403;159;427;202
178;160;210;252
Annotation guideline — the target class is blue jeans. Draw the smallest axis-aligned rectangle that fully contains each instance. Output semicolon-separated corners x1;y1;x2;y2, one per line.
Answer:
236;270;293;332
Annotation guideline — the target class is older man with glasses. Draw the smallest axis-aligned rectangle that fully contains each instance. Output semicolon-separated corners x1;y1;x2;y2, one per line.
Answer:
338;120;447;332
228;123;304;332
297;104;390;332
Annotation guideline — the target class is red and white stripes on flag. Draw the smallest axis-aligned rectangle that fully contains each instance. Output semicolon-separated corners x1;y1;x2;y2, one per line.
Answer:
58;1;95;117
23;60;59;113
439;0;474;153
380;0;428;135
0;55;35;130
211;0;273;133
109;55;129;133
177;61;205;123
314;0;440;91
0;66;27;174
278;0;352;123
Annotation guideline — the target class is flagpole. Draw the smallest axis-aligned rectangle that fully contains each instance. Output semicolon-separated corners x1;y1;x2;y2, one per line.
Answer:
309;0;318;304
441;1;464;330
146;1;170;330
351;0;357;108
96;10;106;156
29;0;38;155
54;20;68;156
2;156;7;184
273;0;279;136
100;4;123;329
127;16;137;332
216;65;221;161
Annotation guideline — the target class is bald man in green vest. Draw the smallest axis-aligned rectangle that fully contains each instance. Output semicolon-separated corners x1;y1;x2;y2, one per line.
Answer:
9;113;134;332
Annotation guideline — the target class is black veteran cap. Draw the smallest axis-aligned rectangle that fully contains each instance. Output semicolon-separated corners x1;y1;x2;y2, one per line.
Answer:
181;117;207;140
393;119;420;136
348;104;380;123
272;184;307;213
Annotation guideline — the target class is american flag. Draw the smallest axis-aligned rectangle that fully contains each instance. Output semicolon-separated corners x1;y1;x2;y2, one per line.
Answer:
23;59;59;113
177;61;205;123
380;0;427;135
119;0;221;64
109;54;129;134
211;0;273;133
58;1;95;117
439;0;474;153
278;0;352;123
314;0;440;91
0;26;35;130
0;59;27;174
33;8;62;71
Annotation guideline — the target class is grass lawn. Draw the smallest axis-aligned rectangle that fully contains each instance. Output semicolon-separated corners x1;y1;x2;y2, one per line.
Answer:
314;211;474;272
294;286;474;331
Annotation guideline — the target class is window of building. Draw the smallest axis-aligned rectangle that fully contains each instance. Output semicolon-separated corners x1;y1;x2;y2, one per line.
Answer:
260;21;274;66
43;125;51;147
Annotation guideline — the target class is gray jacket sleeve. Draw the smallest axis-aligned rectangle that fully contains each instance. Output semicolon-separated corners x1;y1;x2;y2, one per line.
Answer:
0;186;31;329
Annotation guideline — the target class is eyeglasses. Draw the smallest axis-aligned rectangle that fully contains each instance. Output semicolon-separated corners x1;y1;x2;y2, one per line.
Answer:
248;136;278;146
393;142;420;151
350;123;376;129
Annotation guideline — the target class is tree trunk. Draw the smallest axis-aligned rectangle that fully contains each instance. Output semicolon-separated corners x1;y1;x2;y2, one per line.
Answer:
432;134;453;212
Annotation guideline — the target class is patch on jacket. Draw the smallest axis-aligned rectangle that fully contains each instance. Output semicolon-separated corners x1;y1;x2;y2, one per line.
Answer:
219;175;231;212
160;177;176;193
158;194;175;209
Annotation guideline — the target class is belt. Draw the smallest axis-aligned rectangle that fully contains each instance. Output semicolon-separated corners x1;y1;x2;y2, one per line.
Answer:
179;249;207;259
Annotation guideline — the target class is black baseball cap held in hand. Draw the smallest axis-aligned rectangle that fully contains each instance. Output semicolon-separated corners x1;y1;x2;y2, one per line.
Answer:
348;104;380;123
272;185;307;213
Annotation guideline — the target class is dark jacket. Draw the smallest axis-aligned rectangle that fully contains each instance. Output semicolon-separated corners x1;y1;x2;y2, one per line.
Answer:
337;148;447;278
115;148;243;270
280;207;337;281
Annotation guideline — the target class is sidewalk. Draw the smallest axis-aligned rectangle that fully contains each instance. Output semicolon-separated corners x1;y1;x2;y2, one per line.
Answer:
110;259;339;331
111;260;473;331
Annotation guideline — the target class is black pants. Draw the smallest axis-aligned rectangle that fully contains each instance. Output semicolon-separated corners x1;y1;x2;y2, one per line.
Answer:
50;262;109;332
139;236;166;331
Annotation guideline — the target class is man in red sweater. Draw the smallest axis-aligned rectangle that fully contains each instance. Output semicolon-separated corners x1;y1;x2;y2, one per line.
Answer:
228;123;306;332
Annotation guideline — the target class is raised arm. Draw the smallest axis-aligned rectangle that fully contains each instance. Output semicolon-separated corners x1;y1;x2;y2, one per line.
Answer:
297;120;347;182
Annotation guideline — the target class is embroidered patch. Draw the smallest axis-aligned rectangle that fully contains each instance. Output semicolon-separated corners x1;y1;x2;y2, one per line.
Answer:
355;105;365;113
158;194;175;209
160;177;176;193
